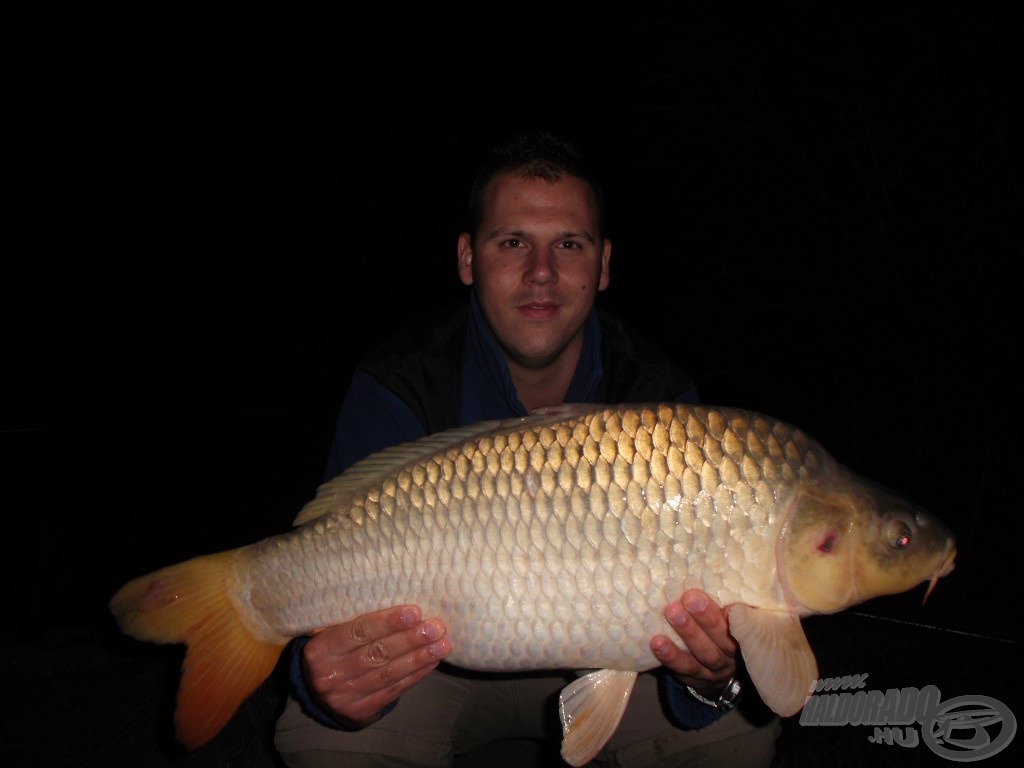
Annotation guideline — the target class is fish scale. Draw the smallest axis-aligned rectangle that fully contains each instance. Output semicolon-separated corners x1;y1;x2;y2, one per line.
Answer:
111;401;956;764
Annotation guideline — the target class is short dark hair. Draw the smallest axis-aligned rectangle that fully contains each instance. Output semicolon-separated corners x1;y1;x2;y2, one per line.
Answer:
465;130;606;241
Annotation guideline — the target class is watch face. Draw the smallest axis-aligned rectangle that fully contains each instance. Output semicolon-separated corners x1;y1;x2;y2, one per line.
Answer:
718;678;742;710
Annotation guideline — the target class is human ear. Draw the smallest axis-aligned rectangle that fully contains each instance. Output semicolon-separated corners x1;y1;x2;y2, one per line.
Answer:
598;239;611;291
457;232;474;286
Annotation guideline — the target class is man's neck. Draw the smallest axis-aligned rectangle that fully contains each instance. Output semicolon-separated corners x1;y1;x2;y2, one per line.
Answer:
507;336;584;413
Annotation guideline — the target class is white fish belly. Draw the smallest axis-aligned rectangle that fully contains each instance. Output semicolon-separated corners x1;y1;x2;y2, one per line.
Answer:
236;492;685;670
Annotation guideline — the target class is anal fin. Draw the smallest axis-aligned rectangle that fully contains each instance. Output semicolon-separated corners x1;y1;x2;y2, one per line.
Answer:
558;669;637;766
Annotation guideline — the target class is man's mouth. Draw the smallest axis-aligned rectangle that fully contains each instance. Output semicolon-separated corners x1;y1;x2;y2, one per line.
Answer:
517;301;559;319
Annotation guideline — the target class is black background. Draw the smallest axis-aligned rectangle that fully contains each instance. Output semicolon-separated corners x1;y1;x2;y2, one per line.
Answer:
3;4;1021;767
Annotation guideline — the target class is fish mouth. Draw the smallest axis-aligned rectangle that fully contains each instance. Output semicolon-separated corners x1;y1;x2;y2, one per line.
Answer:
922;543;957;605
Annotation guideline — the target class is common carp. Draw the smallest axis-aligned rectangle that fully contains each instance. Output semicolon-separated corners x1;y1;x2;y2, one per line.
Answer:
110;402;956;765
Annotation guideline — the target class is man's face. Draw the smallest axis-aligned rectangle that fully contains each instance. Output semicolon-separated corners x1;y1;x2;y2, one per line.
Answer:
457;172;611;370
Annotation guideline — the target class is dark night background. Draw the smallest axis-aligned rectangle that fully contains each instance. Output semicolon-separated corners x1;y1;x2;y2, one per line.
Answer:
3;4;1021;767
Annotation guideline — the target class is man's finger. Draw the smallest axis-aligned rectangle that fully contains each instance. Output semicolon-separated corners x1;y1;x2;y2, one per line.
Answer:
314;605;423;656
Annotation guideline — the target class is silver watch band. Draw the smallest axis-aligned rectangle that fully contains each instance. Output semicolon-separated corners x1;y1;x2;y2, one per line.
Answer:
686;675;742;711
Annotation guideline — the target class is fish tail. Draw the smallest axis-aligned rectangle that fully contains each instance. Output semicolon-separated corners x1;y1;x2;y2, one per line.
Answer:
109;550;285;750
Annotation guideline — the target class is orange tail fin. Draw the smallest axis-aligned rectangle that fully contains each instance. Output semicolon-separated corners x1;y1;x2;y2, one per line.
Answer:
109;550;286;749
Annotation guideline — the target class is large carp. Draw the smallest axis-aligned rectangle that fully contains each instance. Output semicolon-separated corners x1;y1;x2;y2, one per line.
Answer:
110;402;956;765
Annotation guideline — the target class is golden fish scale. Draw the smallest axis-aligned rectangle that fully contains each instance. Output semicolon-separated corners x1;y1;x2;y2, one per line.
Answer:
236;404;825;670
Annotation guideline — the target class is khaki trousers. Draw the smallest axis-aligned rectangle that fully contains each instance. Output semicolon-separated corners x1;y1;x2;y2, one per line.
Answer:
275;666;781;768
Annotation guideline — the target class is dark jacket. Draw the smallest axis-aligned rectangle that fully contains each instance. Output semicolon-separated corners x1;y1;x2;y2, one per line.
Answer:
325;292;698;479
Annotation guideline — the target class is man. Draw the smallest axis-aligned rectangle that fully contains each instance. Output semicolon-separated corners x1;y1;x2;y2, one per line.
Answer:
274;131;781;766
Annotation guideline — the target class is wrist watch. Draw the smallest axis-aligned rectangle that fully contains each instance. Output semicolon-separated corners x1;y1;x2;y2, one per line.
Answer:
686;675;742;711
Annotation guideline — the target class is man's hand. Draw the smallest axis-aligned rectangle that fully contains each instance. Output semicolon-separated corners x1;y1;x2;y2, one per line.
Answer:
301;605;451;728
650;589;738;693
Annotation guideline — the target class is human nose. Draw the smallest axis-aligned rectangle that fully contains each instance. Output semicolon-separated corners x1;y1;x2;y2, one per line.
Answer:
524;247;556;285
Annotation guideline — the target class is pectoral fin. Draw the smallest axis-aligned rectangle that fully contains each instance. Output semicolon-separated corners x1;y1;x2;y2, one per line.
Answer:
728;605;817;717
558;669;637;767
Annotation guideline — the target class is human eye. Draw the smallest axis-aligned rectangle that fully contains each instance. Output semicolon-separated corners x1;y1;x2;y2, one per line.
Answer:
499;238;524;249
557;239;583;251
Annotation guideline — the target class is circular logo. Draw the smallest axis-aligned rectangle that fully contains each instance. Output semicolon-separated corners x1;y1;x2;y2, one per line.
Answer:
922;695;1016;762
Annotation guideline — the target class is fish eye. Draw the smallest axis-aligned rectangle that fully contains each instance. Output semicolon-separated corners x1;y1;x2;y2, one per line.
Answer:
885;519;913;550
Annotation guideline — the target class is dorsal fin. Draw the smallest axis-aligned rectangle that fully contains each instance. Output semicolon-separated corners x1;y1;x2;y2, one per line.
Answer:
292;411;585;527
529;402;608;419
293;405;613;527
